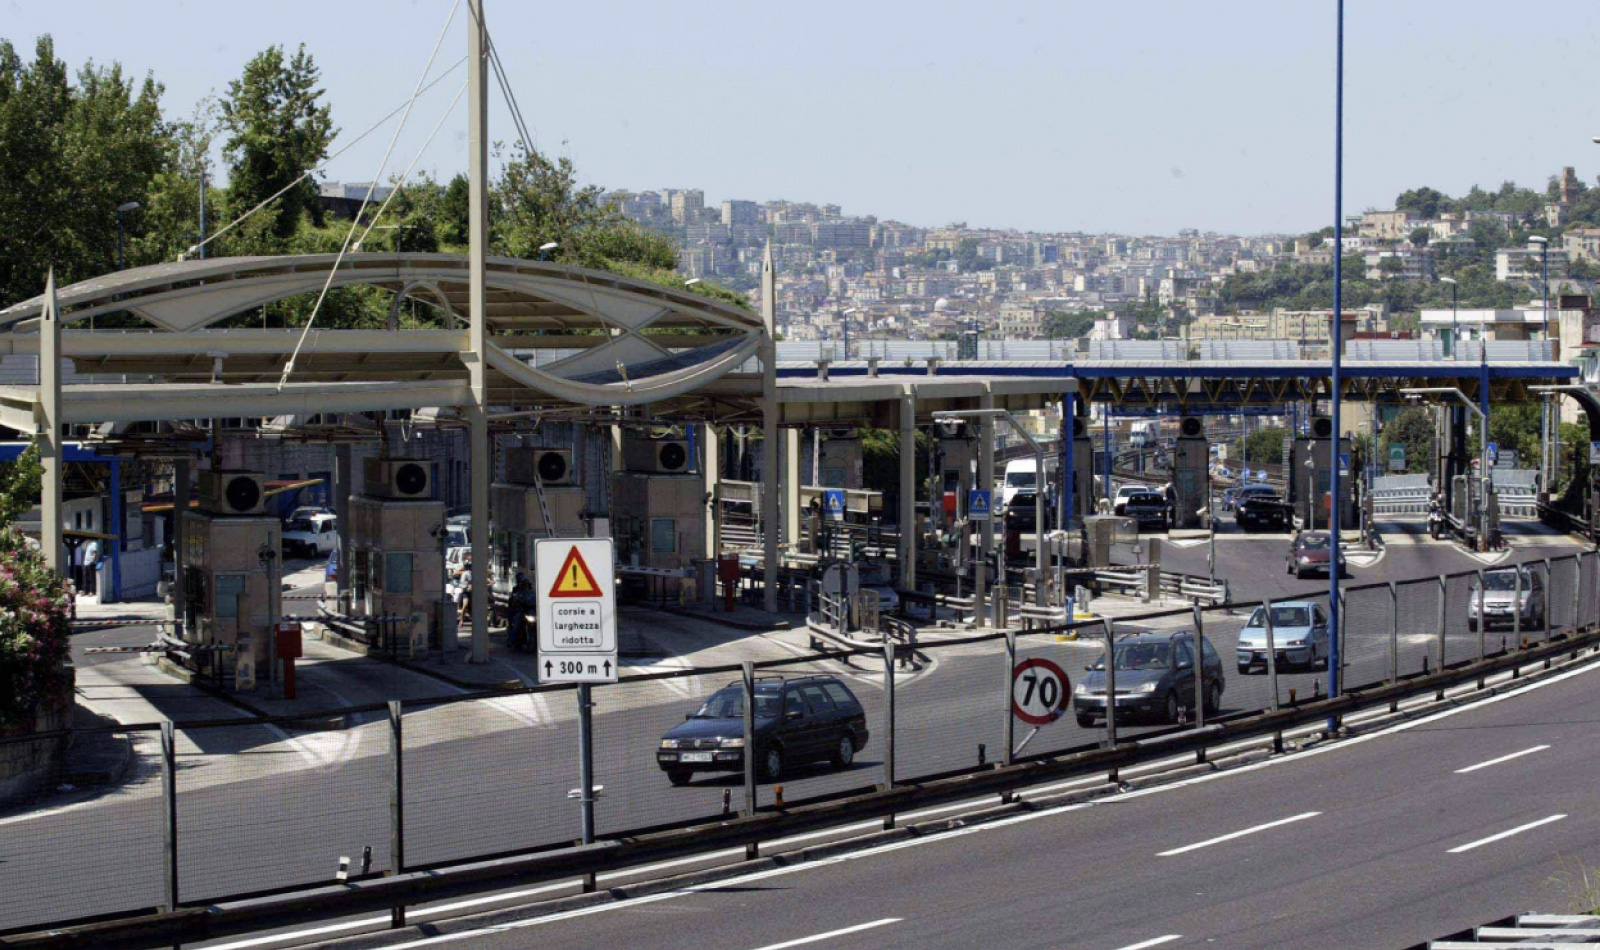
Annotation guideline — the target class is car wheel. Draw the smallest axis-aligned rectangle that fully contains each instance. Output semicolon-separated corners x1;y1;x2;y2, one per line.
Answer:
667;769;692;787
831;733;855;768
762;745;784;783
1164;691;1181;724
1075;713;1096;728
1206;680;1222;715
1237;664;1251;676
1295;568;1307;579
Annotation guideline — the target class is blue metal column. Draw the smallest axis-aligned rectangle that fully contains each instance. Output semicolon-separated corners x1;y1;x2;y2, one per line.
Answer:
1327;0;1345;706
108;459;123;603
1102;410;1111;505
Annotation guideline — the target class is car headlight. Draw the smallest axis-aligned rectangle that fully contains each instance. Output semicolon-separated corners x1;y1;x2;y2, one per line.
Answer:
1074;681;1089;695
1136;681;1158;694
660;739;682;749
1287;638;1307;646
719;737;745;748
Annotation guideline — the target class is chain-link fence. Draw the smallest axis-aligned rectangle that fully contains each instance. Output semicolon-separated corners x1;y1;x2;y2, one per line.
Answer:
4;551;1598;935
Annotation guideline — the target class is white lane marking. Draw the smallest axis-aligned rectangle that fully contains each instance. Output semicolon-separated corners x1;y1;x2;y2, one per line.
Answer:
747;918;902;950
1157;812;1321;857
234;653;1600;950
1446;814;1566;853
1454;744;1550;774
1111;937;1184;950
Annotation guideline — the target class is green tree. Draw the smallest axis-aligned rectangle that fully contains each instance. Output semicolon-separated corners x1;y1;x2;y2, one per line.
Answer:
1041;309;1100;339
0;443;41;524
439;172;469;246
0;36;168;306
219;44;335;245
1409;226;1431;248
1395;186;1448;220
1379;408;1435;475
1242;427;1287;468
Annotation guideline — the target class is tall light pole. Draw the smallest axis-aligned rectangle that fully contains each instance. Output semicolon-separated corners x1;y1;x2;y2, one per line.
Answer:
115;201;140;272
1529;234;1550;346
1439;276;1457;359
1327;0;1346;706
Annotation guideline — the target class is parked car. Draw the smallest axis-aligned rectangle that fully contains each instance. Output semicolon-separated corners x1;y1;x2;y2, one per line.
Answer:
282;512;338;558
1286;531;1342;578
1237;492;1292;531
1235;601;1329;673
1112;484;1146;515
1468;566;1544;632
856;561;900;617
1073;630;1225;727
1003;489;1053;533
657;675;869;785
1121;489;1169;530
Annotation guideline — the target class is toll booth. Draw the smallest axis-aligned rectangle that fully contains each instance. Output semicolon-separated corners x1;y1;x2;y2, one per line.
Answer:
817;428;864;489
178;470;281;691
933;420;977;527
1170;416;1209;529
611;436;706;571
492;446;589;586
348;457;445;652
1289;417;1355;530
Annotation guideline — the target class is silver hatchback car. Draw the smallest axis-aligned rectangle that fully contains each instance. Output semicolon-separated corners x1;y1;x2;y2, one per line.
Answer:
1235;601;1329;674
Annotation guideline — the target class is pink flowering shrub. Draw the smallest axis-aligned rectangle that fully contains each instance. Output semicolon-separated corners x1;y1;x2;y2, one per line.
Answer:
0;527;70;730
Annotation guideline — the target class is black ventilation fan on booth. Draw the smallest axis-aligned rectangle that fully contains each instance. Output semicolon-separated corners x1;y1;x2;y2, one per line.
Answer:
394;462;430;496
224;476;262;513
1179;416;1204;438
1312;417;1333;439
657;441;688;472
537;451;569;483
1071;416;1087;439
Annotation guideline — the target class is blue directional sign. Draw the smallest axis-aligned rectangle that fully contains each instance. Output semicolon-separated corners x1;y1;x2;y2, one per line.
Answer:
968;489;993;522
1591;442;1600;466
823;489;846;522
1337;453;1350;476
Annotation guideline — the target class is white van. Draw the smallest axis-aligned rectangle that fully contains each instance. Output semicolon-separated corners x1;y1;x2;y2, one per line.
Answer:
1002;458;1055;507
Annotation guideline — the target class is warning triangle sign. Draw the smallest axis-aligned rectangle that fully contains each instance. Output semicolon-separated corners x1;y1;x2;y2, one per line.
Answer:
548;546;603;598
970;492;989;514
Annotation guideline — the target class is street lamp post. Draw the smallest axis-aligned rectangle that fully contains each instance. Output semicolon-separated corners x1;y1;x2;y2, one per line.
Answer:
1327;0;1346;709
1529;235;1550;346
1402;387;1491;551
1439;276;1457;359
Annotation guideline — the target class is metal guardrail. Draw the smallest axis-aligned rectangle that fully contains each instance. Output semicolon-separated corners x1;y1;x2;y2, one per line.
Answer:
21;616;1600;950
1091;567;1227;606
1415;912;1600;949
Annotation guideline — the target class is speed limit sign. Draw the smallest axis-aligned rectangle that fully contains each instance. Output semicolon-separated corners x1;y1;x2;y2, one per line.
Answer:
1012;657;1070;726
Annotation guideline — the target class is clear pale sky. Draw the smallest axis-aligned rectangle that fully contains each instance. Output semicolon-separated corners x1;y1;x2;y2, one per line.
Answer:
7;0;1600;236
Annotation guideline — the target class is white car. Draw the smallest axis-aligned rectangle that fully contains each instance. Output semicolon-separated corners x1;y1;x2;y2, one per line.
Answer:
282;512;338;558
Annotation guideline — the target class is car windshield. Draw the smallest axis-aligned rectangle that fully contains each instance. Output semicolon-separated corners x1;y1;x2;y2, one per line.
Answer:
1299;534;1330;550
1248;606;1310;628
286;519;315;533
693;687;781;719
1007;471;1037;488
1480;571;1525;591
447;526;468;547
1096;642;1173;671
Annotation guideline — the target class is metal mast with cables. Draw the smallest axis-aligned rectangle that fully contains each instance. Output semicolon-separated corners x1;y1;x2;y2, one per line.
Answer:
466;0;491;663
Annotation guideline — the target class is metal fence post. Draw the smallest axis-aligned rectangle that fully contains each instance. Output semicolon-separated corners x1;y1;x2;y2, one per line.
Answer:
1512;566;1523;653
741;661;757;859
1388;582;1399;697
160;720;178;914
1102;618;1118;782
1190;604;1207;764
1436;575;1448;701
576;683;596;892
388;700;405;928
1336;588;1348;700
882;639;896;830
1262;599;1282;754
1475;568;1487;689
1002;633;1016;768
1543;556;1554;645
1575;553;1585;635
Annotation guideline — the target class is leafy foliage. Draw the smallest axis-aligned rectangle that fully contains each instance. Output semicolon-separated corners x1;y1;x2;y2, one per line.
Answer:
219;44;335;246
1379;408;1435;475
0;448;69;730
0;443;41;524
1241;427;1287;469
1041;310;1101;339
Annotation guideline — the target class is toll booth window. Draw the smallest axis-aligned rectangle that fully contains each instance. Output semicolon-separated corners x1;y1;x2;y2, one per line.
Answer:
353;550;369;602
650;517;677;555
384;553;414;595
214;574;246;619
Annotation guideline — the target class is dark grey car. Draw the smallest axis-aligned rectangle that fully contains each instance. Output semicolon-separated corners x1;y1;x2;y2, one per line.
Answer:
1072;631;1225;727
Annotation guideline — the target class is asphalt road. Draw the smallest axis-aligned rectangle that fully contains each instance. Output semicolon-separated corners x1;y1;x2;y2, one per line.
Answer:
327;646;1600;950
3;538;1590;935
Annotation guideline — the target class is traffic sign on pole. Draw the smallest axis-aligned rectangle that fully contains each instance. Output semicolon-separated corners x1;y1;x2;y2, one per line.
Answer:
1388;443;1405;472
823;489;846;522
1487;442;1499;465
1590;442;1600;466
536;538;617;683
968;489;992;522
1011;657;1069;726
